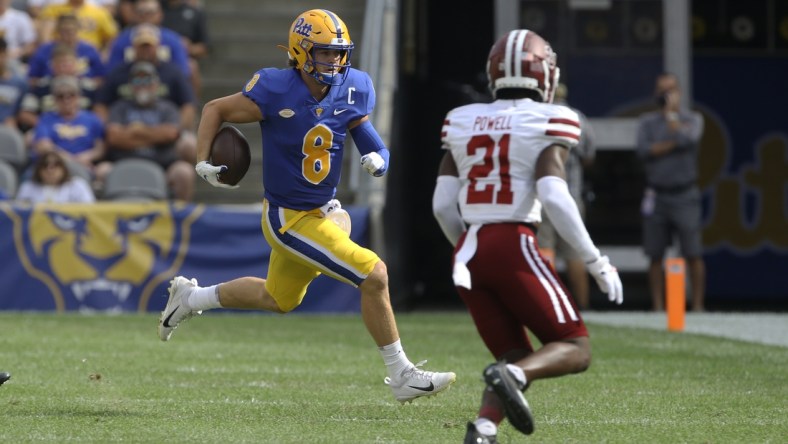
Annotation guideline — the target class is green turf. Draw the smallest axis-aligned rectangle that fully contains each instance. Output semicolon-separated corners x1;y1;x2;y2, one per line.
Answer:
0;312;785;443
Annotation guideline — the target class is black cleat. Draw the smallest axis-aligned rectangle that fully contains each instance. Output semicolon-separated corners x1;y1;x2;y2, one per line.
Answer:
483;363;535;435
0;372;10;386
464;422;498;444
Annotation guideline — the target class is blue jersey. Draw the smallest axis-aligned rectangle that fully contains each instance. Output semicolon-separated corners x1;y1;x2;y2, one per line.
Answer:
242;68;375;210
28;41;106;80
106;27;191;77
32;110;105;156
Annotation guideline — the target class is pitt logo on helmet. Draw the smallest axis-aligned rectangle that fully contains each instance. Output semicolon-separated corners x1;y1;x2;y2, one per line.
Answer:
292;18;313;37
287;9;354;86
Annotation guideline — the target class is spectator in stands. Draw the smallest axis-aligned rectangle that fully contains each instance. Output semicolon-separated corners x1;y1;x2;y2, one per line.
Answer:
38;0;118;52
103;61;194;201
93;0;118;17
636;72;705;312
27;1;118;19
30;75;104;181
95;23;195;128
106;0;190;78
16;150;95;202
19;44;95;133
0;36;28;129
0;0;37;64
95;23;196;160
27;14;105;101
537;83;596;310
117;0;199;28
26;0;68;18
162;0;209;99
116;0;138;28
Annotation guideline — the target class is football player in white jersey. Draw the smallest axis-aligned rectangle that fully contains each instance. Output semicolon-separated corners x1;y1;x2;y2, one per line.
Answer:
432;29;623;442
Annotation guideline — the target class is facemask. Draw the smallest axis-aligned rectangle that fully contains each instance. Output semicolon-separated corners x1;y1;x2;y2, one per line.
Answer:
134;89;156;106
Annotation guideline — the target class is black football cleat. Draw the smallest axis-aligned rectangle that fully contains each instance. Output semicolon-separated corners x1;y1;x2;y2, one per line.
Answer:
483;363;535;435
0;372;10;386
464;422;498;444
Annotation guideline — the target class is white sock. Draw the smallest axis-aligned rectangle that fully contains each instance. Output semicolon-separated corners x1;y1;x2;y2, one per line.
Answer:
379;339;411;380
506;363;527;388
474;418;497;436
188;284;222;311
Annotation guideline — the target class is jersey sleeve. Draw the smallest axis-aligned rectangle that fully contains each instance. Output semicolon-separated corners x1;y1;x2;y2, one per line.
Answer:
89;113;105;139
241;68;271;116
162;30;192;76
341;69;375;120
31;114;54;142
359;71;375;115
105;31;130;70
27;47;49;78
540;105;581;148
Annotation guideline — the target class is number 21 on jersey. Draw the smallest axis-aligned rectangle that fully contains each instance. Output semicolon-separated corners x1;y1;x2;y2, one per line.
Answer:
466;134;513;205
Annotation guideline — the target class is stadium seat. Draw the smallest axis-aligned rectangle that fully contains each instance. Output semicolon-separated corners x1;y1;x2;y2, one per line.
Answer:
65;159;92;183
0;159;18;197
0;126;28;170
103;158;168;201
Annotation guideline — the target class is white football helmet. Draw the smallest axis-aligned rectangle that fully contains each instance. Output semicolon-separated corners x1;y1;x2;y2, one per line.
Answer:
486;29;560;103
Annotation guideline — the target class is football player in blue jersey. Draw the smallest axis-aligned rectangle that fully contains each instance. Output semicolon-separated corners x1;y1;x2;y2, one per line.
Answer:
158;9;456;404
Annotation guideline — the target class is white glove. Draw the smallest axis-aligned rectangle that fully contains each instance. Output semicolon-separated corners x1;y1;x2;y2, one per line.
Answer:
360;152;386;176
586;255;623;305
195;161;238;189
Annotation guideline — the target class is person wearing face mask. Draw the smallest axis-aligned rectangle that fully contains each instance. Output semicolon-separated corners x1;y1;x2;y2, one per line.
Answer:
636;72;705;312
100;60;194;201
94;23;197;172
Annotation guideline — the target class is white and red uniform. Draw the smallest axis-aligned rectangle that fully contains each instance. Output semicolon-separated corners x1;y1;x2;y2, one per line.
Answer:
441;98;588;358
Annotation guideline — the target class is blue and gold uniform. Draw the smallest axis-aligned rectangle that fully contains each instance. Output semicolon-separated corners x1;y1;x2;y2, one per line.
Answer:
242;67;379;311
243;67;373;210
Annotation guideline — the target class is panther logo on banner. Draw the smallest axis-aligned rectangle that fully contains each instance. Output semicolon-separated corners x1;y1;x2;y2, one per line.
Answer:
1;202;203;312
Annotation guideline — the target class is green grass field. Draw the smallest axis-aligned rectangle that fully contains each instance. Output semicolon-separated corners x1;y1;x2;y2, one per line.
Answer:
0;312;785;443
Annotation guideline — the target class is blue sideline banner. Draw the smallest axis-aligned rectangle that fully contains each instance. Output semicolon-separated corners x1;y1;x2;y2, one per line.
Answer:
0;202;368;313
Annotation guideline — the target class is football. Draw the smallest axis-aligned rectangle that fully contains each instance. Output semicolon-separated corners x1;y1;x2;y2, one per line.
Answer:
209;126;251;186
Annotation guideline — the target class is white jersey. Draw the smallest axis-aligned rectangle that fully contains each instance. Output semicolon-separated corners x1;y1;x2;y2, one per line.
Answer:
441;98;580;225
